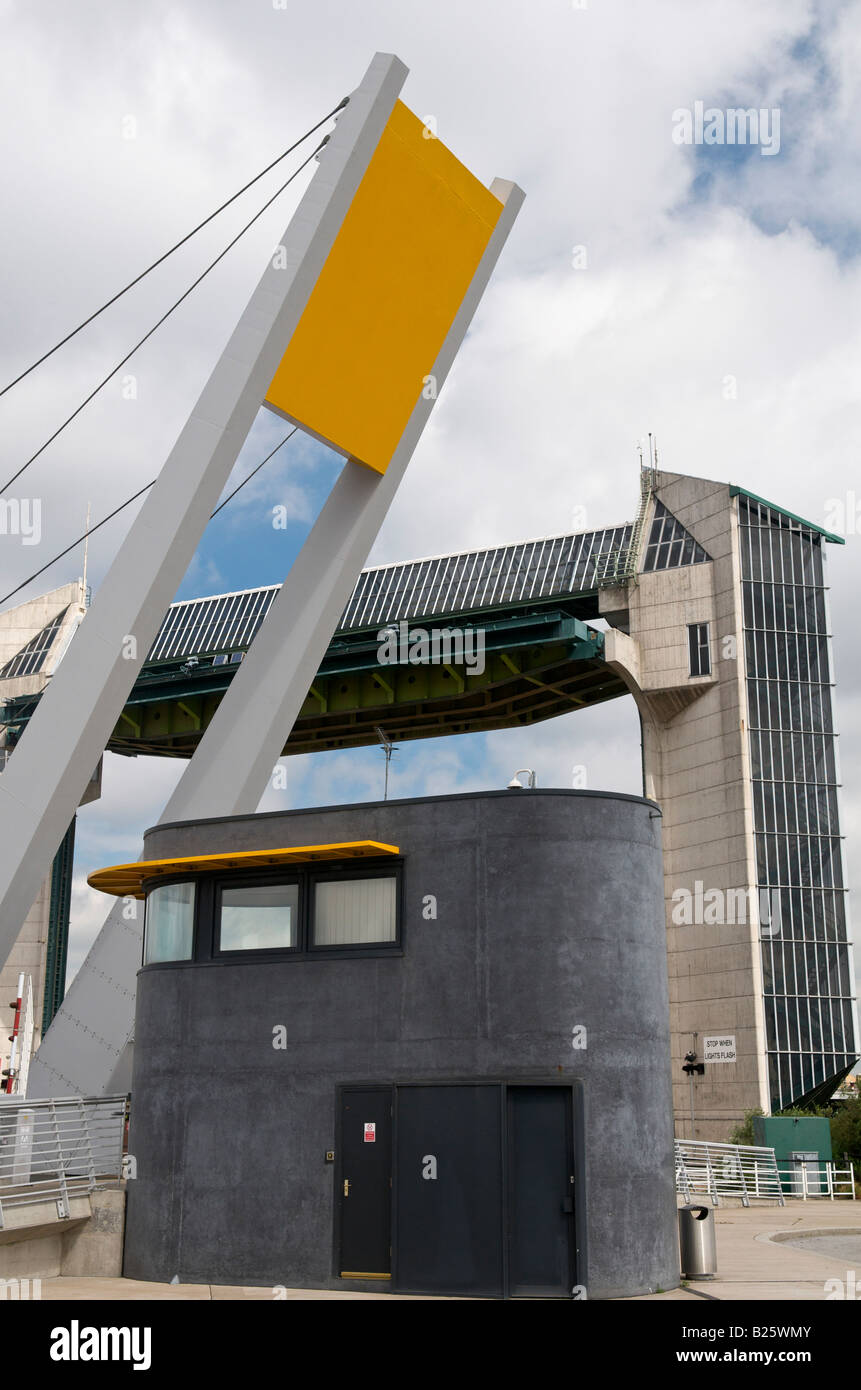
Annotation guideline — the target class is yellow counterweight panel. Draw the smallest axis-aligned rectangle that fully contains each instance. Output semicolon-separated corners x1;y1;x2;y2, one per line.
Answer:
264;101;503;475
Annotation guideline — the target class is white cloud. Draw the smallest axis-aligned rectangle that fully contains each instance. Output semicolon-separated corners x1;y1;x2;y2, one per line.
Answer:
1;0;859;994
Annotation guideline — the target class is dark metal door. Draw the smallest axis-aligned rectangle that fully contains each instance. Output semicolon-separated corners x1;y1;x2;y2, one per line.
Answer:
393;1084;504;1297
507;1086;575;1297
339;1087;392;1279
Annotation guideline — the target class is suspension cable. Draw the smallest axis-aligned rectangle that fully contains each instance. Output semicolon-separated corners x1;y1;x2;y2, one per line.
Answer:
0;428;299;608
0;138;326;500
0;99;346;401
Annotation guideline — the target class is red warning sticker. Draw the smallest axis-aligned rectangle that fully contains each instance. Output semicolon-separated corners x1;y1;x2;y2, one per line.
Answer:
364;1122;376;1143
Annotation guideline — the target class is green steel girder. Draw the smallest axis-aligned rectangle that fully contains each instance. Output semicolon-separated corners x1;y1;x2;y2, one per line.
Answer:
1;603;629;760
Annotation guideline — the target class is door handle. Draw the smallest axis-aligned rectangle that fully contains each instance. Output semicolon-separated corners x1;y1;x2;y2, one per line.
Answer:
343;1179;351;1197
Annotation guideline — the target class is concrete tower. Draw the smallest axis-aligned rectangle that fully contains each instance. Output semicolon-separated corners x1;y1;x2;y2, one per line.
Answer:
0;581;100;1080
601;469;858;1139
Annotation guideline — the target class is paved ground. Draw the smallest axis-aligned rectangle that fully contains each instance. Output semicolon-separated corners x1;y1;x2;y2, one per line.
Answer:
623;1201;861;1301
28;1202;861;1300
771;1232;861;1262
35;1281;445;1300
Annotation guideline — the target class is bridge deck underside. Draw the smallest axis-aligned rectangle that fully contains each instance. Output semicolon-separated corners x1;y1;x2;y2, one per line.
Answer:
1;604;630;760
112;655;627;757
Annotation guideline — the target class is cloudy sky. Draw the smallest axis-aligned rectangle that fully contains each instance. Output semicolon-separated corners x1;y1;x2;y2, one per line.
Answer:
0;0;859;982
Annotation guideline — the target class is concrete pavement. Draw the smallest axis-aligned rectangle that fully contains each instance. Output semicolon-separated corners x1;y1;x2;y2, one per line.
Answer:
20;1201;861;1300
32;1280;446;1300
623;1200;861;1300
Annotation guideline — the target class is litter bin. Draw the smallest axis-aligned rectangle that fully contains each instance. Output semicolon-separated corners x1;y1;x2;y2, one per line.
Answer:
678;1203;717;1279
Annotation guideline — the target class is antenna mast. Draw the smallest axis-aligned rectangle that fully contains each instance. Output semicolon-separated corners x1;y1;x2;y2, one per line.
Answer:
375;726;398;801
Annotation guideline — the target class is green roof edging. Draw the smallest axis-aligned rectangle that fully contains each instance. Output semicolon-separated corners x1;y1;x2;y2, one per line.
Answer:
730;485;846;545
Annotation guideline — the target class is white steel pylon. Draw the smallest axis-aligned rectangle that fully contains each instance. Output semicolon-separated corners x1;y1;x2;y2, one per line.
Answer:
0;53;405;979
25;53;523;1096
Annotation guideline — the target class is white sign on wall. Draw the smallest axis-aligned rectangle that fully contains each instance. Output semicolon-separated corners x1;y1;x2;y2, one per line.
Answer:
703;1034;736;1064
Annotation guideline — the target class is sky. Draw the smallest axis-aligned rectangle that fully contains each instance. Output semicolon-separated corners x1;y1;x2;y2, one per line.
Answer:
0;0;859;984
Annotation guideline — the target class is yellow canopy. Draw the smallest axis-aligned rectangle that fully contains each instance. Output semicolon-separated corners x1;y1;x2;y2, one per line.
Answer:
88;841;400;899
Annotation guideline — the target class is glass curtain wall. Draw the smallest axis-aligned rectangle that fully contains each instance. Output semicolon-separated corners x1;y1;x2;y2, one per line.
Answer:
738;494;858;1109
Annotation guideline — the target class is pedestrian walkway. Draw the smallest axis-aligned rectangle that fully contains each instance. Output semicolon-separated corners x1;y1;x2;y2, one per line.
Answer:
624;1201;861;1301
27;1203;861;1301
35;1280;453;1300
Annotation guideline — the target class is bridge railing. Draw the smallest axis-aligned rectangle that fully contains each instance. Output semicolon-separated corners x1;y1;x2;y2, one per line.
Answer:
0;1094;127;1225
675;1138;857;1205
591;548;637;587
775;1160;856;1200
675;1138;785;1206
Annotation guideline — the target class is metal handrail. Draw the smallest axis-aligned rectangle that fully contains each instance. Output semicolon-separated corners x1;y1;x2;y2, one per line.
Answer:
0;1094;126;1228
774;1161;856;1201
675;1138;857;1205
596;466;656;588
675;1138;785;1207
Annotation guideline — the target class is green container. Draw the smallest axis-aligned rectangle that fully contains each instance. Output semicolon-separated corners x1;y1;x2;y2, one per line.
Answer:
753;1116;832;1194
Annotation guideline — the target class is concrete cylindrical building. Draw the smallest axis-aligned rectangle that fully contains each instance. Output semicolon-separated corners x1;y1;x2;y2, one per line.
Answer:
118;789;677;1298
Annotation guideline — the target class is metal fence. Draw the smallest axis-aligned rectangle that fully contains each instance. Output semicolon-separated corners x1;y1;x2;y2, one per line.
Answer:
0;1094;126;1226
675;1138;857;1205
676;1139;785;1206
775;1161;856;1200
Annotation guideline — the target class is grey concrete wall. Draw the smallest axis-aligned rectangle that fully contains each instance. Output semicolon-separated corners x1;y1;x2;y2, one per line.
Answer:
0;1189;125;1280
60;1189;126;1277
125;789;677;1298
0;580;93;1063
